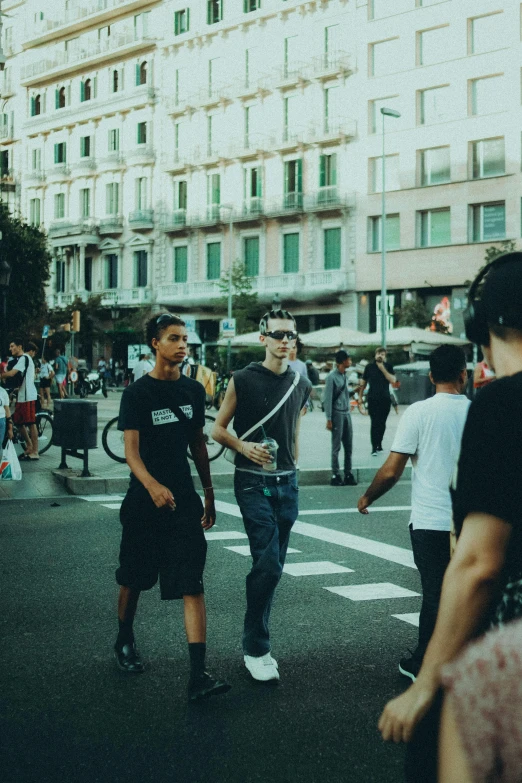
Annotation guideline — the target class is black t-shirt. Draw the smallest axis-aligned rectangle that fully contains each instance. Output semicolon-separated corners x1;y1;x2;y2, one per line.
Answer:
118;374;205;497
362;361;394;400
452;372;522;583
233;362;311;474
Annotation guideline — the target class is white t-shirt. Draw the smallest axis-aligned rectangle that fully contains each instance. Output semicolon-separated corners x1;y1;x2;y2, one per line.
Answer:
14;354;37;403
391;393;471;531
132;359;153;381
0;385;9;417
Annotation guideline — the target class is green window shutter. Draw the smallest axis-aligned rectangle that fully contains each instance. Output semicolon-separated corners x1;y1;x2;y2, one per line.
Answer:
30;97;35;116
283;233;299;273
174;246;188;283
324;228;341;270
255;167;262;198
330;153;337;186
55;89;59;109
93;76;98;99
244;237;259;277
186;8;190;30
207;242;221;280
80;81;85;101
297;159;302;192
54;143;58;164
63;142;67;163
136;64;141;86
174;12;179;35
319;155;326;187
80;137;85;156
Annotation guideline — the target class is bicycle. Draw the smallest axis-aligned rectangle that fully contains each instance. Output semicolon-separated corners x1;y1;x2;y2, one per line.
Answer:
101;413;225;464
9;410;55;455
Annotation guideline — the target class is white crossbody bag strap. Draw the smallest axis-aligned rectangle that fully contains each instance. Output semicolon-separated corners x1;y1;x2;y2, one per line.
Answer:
237;371;300;443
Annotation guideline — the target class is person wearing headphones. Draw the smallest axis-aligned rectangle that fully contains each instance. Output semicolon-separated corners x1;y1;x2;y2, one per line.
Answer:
377;252;522;782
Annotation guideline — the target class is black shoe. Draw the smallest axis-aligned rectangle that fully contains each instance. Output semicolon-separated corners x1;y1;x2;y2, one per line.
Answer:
188;671;232;702
330;474;344;486
376;446;383;452
114;641;145;674
343;473;358;486
398;655;421;682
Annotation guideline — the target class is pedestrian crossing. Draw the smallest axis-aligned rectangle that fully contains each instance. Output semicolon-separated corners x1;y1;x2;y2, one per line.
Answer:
78;493;421;629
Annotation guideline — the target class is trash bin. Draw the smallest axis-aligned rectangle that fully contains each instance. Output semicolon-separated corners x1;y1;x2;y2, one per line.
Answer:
393;362;434;405
53;399;98;450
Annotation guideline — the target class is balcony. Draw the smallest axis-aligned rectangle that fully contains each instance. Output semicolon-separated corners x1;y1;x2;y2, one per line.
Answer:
165;95;195;118
236;198;264;222
23;0;159;49
233;73;272;101
47;220;99;241
308;118;357;145
126;145;155;165
255;270;353;302
0;171;17;192
46;292;76;308
266;193;304;218
194;82;232;109
162;210;188;232
311;51;353;81
21;31;156;87
99;216;124;235
273;62;310;90
98;152;125;172
24;170;46;186
0;120;15;142
128;209;154;230
46;165;72;183
98;287;152;306
274;128;307;153
191;205;223;229
304;189;355;213
71;157;97;174
156;280;222;307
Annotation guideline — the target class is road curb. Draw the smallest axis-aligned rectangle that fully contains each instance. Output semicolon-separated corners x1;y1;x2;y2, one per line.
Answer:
52;465;412;496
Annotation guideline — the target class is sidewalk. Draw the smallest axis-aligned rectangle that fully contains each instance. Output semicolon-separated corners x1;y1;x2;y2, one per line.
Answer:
0;389;409;498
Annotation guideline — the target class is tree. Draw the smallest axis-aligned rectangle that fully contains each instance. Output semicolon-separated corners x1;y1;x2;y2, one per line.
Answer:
395;299;431;329
0;202;51;338
483;239;516;267
217;260;265;334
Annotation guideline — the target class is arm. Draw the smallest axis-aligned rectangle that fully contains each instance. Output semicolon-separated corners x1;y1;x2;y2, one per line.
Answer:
376;361;396;384
123;430;175;509
187;428;215;530
378;512;511;743
211;378;271;467
323;374;334;428
357;452;410;513
4;405;13;439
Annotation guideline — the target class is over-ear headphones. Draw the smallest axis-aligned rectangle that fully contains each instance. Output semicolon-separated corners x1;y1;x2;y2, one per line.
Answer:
464;252;522;346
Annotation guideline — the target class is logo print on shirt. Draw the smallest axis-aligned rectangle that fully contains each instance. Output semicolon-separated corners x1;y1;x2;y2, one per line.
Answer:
179;405;193;419
152;409;179;426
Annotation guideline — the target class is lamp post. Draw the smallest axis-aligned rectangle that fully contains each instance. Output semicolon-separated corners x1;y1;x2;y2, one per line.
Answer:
380;107;401;349
220;204;234;372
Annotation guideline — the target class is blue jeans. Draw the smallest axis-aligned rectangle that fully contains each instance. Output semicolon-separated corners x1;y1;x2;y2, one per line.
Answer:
0;418;6;448
234;470;299;657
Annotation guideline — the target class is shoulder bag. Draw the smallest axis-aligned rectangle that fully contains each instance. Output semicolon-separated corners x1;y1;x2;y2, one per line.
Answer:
224;372;300;466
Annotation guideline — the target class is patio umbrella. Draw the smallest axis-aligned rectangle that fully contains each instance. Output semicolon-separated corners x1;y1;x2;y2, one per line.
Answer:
300;326;371;348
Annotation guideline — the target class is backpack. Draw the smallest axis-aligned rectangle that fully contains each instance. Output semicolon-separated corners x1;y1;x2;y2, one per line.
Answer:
4;355;29;392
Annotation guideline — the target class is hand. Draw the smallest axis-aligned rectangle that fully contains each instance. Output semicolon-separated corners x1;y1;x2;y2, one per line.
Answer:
148;481;175;510
378;682;438;744
357;495;371;514
241;441;272;466
326;420;333;431
201;490;216;530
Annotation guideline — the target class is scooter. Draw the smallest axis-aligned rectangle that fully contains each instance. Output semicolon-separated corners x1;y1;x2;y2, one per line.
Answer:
76;368;108;398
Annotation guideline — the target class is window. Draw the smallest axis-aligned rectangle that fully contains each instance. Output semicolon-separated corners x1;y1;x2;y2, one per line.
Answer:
105;254;118;289
470;13;504;55
369;215;400;252
31;94;41;117
175;180;187;211
0;149;8;177
54;193;65;219
420;85;450;124
370;96;401;133
284;159;302;208
420;146;450;185
418;27;449;66
80;188;90;218
244;236;259;277
244;0;260;12
137;121;147;145
319;153;337;187
136;177;147;209
370;39;400;77
284;95;300;141
174;246;188;283
84;257;92;292
371;0;410;19
419;208;451;247
283;233;299;273
56;86;66;109
136;61;147;86
371;155;400;192
29;198;41;226
472;138;505;179
324;24;340;62
54;142;66;164
134;250;148;287
56;258;66;293
207;0;223;25
112;69;119;93
106;183;119;214
207;242;221;280
134;11;150;38
80;136;91;158
471;76;503;116
324;86;340;132
81;78;92;102
471;203;505;242
109;128;120;152
244;167;262;212
31;149;42;171
283;35;299;78
207;173;220;207
174;9;189;35
324;228;341;270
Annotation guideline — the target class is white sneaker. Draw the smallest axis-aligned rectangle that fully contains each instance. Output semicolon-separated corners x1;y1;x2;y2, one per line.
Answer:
244;652;280;682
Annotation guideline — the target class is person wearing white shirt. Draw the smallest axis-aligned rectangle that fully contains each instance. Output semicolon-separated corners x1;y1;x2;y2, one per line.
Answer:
357;345;470;681
0;384;12;447
0;338;39;459
132;354;153;381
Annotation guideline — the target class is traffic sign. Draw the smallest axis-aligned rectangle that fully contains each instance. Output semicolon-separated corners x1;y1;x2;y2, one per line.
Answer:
183;316;196;333
69;371;78;383
42;325;50;339
221;318;236;338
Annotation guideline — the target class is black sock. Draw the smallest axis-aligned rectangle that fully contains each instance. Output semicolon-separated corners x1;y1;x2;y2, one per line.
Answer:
188;643;206;679
116;618;134;647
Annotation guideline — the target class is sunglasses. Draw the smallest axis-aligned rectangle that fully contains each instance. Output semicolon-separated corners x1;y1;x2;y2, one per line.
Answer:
156;313;182;326
265;330;298;341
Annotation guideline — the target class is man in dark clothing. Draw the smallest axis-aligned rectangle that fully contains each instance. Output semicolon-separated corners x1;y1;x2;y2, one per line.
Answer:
359;347;396;455
305;359;320;386
323;349;357;486
115;312;230;702
213;309;311;683
378;252;522;782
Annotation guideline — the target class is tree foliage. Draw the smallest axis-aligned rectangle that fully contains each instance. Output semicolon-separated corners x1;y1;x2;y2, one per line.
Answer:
395;299;431;329
483;239;516;266
0;202;51;339
217;260;265;334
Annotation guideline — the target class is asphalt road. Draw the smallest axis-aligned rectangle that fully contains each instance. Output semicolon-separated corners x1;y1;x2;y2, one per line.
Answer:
1;482;419;783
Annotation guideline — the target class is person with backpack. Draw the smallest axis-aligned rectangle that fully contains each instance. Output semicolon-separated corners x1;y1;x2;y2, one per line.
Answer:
0;338;39;459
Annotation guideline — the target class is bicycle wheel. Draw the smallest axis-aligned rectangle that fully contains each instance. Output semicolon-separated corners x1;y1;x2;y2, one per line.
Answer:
187;414;225;462
358;397;369;415
36;412;54;454
102;416;126;463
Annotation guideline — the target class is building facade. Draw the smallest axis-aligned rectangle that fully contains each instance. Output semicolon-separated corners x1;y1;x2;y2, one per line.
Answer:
0;0;518;341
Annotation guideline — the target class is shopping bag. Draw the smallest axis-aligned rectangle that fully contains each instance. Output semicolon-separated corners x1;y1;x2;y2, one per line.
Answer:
0;440;22;481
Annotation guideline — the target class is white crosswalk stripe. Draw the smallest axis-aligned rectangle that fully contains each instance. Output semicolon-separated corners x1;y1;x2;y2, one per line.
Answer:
392;613;420;627
283;561;354;577
205;531;248;541
325;583;420;601
225;545;301;557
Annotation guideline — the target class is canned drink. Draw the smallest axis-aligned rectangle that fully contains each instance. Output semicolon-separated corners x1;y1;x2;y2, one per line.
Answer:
261;438;278;471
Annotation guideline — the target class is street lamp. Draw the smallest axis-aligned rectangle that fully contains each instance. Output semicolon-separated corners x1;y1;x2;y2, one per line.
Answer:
380;107;401;349
220;203;234;372
0;255;11;359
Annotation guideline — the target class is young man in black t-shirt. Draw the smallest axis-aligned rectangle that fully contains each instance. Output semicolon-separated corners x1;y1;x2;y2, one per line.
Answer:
115;313;230;702
360;347;396;455
377;252;522;781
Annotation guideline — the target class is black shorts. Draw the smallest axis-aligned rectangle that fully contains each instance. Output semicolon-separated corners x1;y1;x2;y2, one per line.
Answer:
116;490;207;600
39;378;51;389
